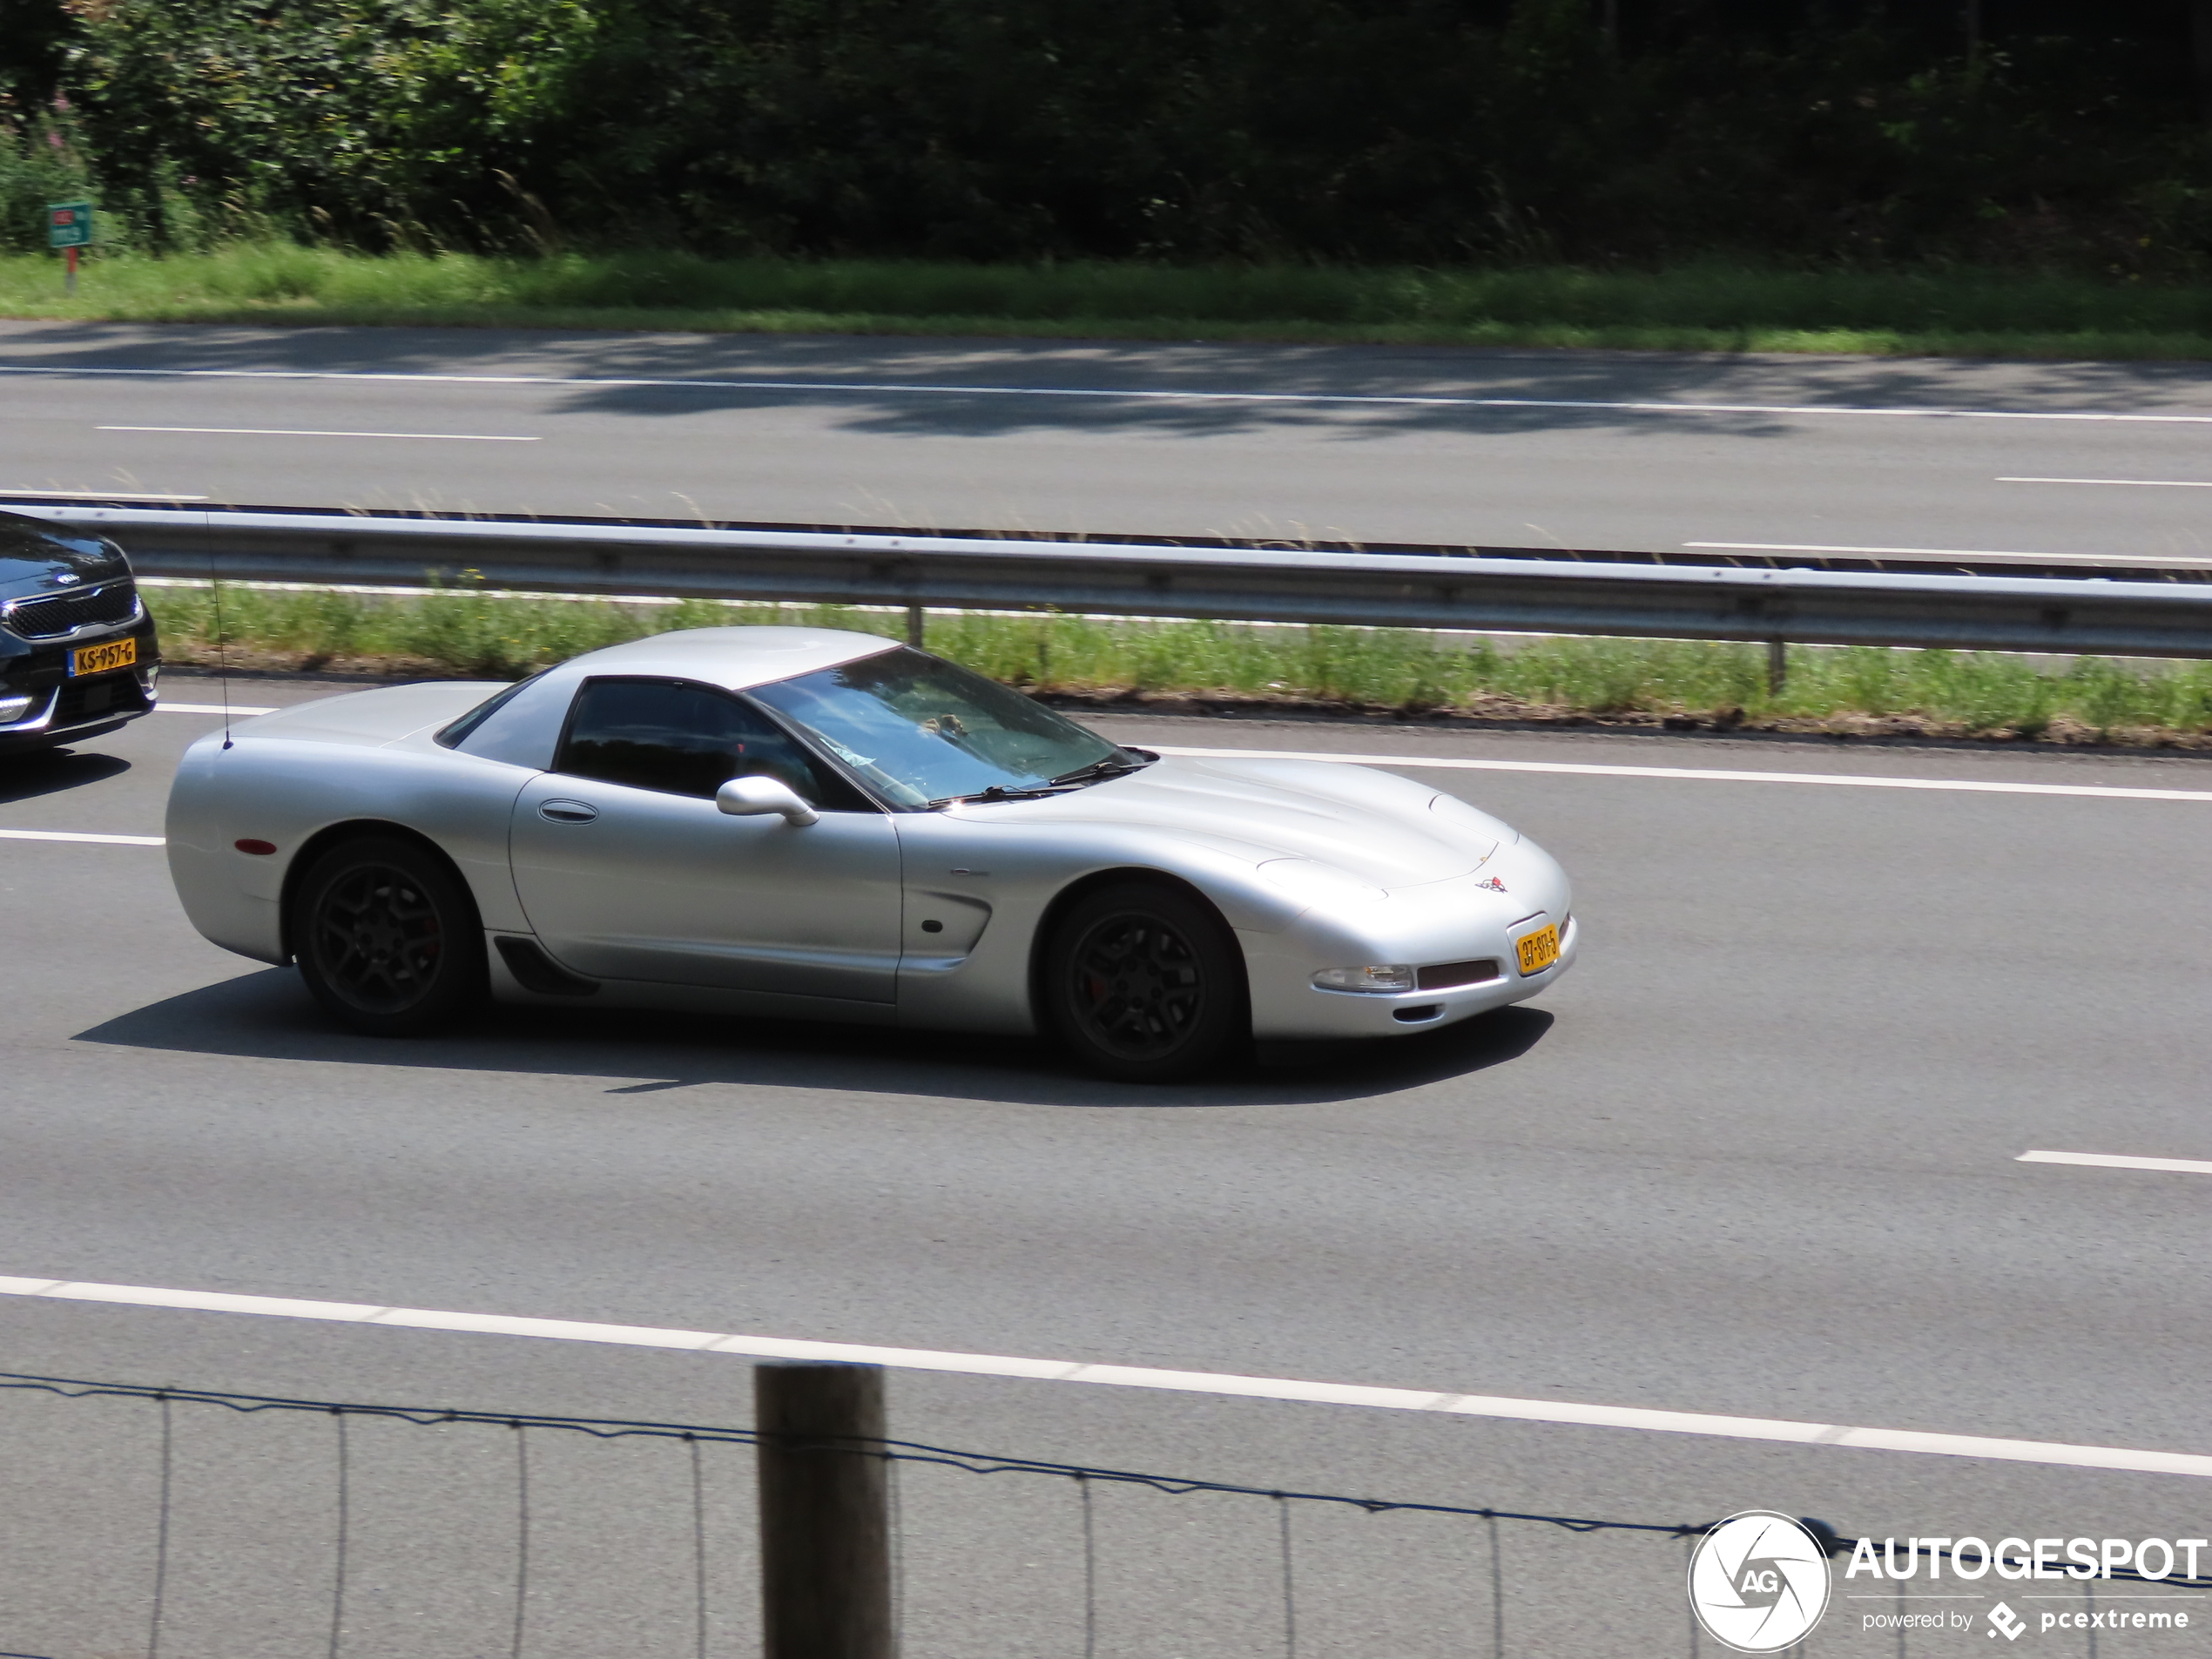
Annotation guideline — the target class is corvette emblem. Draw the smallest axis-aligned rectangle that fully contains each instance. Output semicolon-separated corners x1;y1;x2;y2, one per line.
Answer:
1475;876;1507;892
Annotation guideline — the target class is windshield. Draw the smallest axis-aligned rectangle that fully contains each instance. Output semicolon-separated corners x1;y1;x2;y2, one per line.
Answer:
749;646;1127;807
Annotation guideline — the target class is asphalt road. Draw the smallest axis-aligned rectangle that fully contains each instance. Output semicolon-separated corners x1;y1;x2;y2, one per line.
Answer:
3;684;2209;1656
8;320;2212;563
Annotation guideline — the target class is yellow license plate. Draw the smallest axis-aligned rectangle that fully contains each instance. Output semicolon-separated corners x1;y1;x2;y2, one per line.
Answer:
1515;924;1561;976
69;637;136;677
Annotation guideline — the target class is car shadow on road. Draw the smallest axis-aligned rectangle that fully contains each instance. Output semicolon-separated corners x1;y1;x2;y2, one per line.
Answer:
0;749;129;805
74;968;1553;1108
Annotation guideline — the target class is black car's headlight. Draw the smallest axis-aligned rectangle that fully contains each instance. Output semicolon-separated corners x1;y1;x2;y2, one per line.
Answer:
0;690;37;724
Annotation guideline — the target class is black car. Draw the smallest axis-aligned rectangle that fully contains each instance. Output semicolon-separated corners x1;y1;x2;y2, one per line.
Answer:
0;509;161;754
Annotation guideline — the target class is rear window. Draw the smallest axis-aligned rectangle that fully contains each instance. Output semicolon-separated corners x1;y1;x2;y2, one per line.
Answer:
436;670;573;771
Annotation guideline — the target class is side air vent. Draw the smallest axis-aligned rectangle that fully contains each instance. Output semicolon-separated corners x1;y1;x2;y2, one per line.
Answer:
3;579;141;641
495;936;599;997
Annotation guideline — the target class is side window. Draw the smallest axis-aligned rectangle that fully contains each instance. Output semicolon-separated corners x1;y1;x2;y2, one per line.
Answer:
557;678;871;808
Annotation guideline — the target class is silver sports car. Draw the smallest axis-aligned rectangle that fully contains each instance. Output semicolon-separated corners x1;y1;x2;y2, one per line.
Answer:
166;627;1576;1079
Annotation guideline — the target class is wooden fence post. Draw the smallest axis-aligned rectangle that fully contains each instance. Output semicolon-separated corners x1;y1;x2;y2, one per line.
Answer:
756;1361;894;1659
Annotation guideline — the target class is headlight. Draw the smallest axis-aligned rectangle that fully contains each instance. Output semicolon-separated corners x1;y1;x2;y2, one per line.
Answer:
1312;964;1416;994
0;691;35;724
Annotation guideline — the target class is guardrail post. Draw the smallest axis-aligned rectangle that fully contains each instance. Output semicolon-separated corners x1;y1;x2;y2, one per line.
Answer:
756;1361;894;1659
1767;638;1787;698
905;604;925;649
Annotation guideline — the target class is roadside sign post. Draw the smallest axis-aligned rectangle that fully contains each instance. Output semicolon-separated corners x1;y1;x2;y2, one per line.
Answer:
47;201;92;295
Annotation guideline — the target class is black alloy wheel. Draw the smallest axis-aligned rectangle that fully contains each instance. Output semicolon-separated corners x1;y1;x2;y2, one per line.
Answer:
290;835;486;1036
1045;881;1246;1082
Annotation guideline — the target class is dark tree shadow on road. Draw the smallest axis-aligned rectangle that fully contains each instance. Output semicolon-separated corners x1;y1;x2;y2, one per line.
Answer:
74;967;1554;1109
10;320;2212;455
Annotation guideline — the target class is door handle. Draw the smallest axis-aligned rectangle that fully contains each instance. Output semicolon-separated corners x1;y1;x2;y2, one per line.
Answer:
538;799;598;824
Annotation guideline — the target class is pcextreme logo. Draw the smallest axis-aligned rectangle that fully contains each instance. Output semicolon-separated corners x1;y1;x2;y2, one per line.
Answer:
1687;1511;1834;1653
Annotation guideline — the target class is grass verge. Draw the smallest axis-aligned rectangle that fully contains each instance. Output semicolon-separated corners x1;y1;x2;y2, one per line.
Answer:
8;245;2212;359
147;583;2212;747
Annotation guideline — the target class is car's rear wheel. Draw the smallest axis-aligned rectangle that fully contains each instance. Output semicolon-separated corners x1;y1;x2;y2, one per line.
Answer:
290;835;485;1036
1044;880;1247;1082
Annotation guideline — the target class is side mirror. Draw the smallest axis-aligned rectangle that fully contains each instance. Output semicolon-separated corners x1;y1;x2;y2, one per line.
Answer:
716;773;819;826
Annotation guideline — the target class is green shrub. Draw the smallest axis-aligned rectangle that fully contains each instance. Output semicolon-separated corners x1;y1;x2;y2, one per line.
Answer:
147;583;2212;739
44;1;2212;273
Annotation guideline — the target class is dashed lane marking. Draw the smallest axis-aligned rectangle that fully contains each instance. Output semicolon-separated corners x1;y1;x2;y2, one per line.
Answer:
1683;539;2212;568
98;425;538;442
0;487;208;500
0;828;164;846
2000;476;2212;489
2020;1150;2212;1176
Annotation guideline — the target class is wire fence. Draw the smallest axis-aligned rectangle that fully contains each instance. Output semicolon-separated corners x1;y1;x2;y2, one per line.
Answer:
0;1369;2199;1658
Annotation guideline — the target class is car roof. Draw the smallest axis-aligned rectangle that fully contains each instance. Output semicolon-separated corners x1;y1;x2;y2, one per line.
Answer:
558;625;900;692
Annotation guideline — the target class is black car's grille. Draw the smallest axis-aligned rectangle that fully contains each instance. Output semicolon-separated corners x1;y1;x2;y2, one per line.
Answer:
3;579;140;641
54;672;151;726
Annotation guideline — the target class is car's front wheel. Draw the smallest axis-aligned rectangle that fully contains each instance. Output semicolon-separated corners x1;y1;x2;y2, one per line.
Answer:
289;835;485;1036
1043;880;1247;1082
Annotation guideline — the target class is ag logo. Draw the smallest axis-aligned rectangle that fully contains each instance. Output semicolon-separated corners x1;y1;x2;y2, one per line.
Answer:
1687;1511;1833;1653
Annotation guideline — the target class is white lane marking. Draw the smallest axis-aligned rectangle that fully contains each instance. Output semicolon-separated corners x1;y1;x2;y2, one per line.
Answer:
1151;745;2212;803
156;702;281;716
12;746;2196;837
0;487;208;501
2000;476;2212;489
3;362;2210;424
0;828;164;846
1684;539;2212;568
98;425;538;442
1;1274;2206;1478
2020;1150;2212;1176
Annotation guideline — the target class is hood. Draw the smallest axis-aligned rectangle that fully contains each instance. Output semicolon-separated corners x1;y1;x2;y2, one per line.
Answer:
0;512;132;603
951;755;1510;888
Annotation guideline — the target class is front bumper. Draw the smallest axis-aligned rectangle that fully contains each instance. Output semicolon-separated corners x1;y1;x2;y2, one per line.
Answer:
1241;843;1578;1041
1262;912;1579;1039
0;613;161;751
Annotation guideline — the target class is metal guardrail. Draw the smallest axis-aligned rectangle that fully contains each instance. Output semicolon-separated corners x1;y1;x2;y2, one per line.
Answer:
17;501;2212;662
